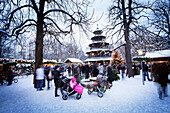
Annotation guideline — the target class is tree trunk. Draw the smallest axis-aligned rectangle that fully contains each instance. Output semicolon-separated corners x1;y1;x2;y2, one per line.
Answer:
34;14;44;88
125;37;133;77
122;0;133;77
33;0;45;88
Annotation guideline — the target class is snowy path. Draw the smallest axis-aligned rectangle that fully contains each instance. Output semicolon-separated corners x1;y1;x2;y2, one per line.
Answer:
0;75;169;113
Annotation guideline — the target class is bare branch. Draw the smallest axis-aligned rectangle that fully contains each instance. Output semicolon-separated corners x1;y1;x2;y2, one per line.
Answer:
6;5;38;30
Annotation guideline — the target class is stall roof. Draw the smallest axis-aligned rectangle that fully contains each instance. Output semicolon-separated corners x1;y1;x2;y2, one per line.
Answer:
133;49;170;61
64;58;83;63
145;49;170;58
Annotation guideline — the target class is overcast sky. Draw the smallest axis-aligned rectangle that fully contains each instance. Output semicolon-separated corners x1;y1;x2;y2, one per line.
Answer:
78;0;112;52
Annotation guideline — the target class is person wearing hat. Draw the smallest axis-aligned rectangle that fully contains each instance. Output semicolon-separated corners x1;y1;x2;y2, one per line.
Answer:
53;65;61;97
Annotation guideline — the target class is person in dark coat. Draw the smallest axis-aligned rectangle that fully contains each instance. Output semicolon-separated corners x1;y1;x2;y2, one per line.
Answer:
92;63;98;77
53;65;61;97
81;64;85;74
71;64;74;75
152;62;158;82
142;62;151;81
67;65;71;76
133;63;137;75
117;64;120;74
73;65;80;84
107;65;114;84
45;66;53;89
85;63;90;79
0;72;4;85
7;67;13;86
121;63;126;79
156;63;169;99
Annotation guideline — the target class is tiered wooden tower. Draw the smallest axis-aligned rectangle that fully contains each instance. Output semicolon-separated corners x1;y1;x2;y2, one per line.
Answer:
85;27;112;64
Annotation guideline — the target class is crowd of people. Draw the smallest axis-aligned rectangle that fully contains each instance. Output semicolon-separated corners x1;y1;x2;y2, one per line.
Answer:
35;62;122;97
34;61;169;99
0;61;168;100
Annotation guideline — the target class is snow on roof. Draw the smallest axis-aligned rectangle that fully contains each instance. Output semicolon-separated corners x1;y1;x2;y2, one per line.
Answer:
64;58;83;63
43;59;58;63
144;49;170;58
86;48;112;53
84;57;113;62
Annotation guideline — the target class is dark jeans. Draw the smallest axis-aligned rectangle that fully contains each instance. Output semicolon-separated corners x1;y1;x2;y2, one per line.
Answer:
47;79;52;89
37;79;44;90
143;71;151;81
54;79;61;96
7;77;12;85
85;72;89;79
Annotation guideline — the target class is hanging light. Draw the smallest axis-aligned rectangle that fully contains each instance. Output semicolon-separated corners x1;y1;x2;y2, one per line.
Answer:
137;50;143;56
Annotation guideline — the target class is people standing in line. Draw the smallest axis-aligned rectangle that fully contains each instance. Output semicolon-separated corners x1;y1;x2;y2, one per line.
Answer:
120;63;126;79
54;65;62;97
36;65;45;91
156;63;169;100
73;65;80;84
98;63;104;75
142;62;151;81
106;65;114;85
85;63;90;79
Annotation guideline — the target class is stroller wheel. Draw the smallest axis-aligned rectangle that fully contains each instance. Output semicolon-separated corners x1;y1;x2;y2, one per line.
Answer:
97;92;103;98
76;94;81;100
87;90;92;95
62;94;68;100
14;78;18;83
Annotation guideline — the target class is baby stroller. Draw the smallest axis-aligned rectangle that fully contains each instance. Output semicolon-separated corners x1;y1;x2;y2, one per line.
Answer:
60;77;84;100
86;75;111;98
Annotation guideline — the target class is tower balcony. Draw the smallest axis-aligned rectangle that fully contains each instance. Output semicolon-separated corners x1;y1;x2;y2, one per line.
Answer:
90;46;110;50
87;54;111;58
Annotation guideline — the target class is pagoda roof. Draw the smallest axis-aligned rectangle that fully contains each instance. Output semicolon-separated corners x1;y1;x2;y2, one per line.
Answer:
91;35;105;40
93;29;103;34
84;57;113;62
89;42;109;47
86;48;112;53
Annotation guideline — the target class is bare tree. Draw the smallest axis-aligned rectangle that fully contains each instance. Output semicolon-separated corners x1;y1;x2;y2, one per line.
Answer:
107;0;157;77
0;0;92;70
127;0;169;53
108;0;133;77
149;0;170;49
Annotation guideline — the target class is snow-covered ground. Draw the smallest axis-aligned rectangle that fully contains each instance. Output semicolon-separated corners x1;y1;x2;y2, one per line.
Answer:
0;74;170;113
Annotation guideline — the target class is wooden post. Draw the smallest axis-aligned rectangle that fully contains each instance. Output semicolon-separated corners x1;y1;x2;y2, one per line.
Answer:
150;58;153;81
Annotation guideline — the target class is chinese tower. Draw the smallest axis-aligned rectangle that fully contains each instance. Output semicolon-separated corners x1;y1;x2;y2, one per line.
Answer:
85;26;113;64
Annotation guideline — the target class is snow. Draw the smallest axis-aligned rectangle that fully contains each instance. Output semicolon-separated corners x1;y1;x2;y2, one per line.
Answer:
64;58;83;63
0;73;169;113
86;48;112;53
145;49;170;58
43;59;58;63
